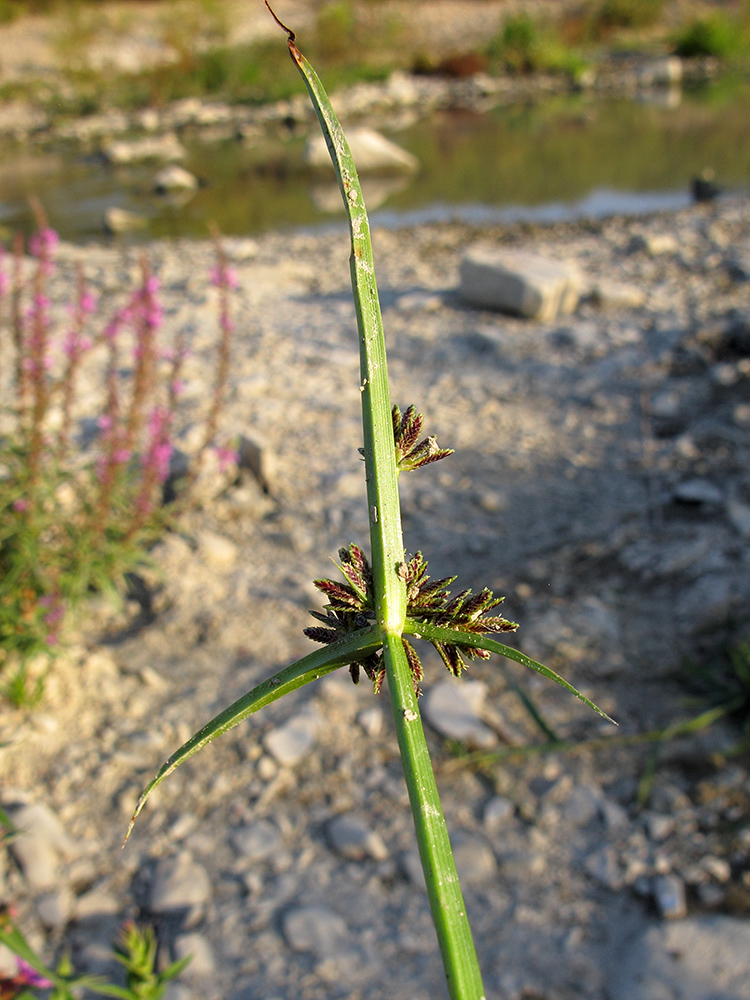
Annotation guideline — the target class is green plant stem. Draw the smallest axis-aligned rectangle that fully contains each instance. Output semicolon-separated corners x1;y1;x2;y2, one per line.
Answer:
384;632;485;1000
270;8;486;995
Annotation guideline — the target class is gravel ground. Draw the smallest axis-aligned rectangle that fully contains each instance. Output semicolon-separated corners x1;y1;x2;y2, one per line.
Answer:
1;194;750;999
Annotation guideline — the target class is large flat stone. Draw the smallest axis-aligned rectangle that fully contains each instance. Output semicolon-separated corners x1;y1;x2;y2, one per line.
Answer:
459;247;582;320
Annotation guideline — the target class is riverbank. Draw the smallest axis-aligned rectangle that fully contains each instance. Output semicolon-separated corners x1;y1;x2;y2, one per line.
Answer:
1;195;750;998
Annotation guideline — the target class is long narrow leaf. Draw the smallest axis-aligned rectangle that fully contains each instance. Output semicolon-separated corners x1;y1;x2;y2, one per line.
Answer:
267;6;487;996
126;626;382;841
403;618;617;725
266;0;406;633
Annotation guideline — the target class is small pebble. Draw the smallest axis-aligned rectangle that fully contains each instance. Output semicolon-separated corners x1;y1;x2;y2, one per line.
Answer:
484;796;515;832
653;874;688;919
263;711;319;767
327;813;388;862
149;854;212;914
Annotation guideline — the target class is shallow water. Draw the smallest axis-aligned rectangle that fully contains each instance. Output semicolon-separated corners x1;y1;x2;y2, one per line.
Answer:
1;79;748;242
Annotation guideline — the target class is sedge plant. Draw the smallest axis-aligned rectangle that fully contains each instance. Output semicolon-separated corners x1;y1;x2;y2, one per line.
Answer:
127;7;615;999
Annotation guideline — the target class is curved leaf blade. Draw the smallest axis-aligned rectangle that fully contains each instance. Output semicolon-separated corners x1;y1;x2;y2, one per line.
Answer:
403;618;617;725
125;626;383;842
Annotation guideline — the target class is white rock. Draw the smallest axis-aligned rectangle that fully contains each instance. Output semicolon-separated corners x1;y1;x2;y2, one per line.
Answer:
102;132;186;165
104;207;148;234
610;916;750;1000
357;706;383;736
483;796;515;831
638;56;683;87
153;165;199;193
305;127;418;173
584;846;623;890
459;247;583;320
327;814;389;861
702;856;731;883
223;237;259;261
173;932;215;980
628;232;679;256
400;848;426;889
263;711;319;767
231;820;281;861
149;853;211;914
654;874;687;919
677;575;735;634
238;434;278;493
36;887;74;929
74;888;121;920
0;945;16;976
590;280;645;310
562;785;600;827
197;529;238;570
645;813;675;842
423;679;497;749
8;802;76;890
451;833;497;885
599;797;630;832
163;984;193;1000
674;479;724;505
282;905;348;956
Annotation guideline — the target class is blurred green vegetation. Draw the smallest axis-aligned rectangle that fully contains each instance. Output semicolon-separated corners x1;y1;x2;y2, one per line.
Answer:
1;0;750;114
486;13;589;80
673;12;747;60
591;0;665;32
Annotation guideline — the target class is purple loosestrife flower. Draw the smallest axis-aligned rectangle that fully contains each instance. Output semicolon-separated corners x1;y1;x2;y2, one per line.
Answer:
28;227;59;258
29;226;58;277
210;264;239;290
0;246;8;298
15;959;53;989
214;444;238;473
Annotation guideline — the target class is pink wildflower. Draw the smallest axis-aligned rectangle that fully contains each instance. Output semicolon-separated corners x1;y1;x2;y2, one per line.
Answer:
16;959;53;988
210;265;239;290
29;227;59;259
144;407;172;483
214;444;238;473
43;603;64;627
12;498;29;512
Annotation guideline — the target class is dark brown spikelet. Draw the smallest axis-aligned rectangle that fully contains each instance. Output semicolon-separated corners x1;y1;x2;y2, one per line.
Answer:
392;403;454;472
303;626;340;644
402;552;518;679
313;578;361;609
305;543;387;692
402;637;424;695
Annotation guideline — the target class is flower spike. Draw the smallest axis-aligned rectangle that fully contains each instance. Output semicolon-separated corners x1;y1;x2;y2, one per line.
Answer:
393;404;454;472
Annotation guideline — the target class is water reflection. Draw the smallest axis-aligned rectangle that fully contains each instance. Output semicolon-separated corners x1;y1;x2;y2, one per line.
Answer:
0;79;747;242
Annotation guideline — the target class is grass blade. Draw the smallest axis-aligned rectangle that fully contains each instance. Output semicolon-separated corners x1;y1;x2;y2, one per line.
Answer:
269;1;406;634
403;618;617;725
125;626;382;842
